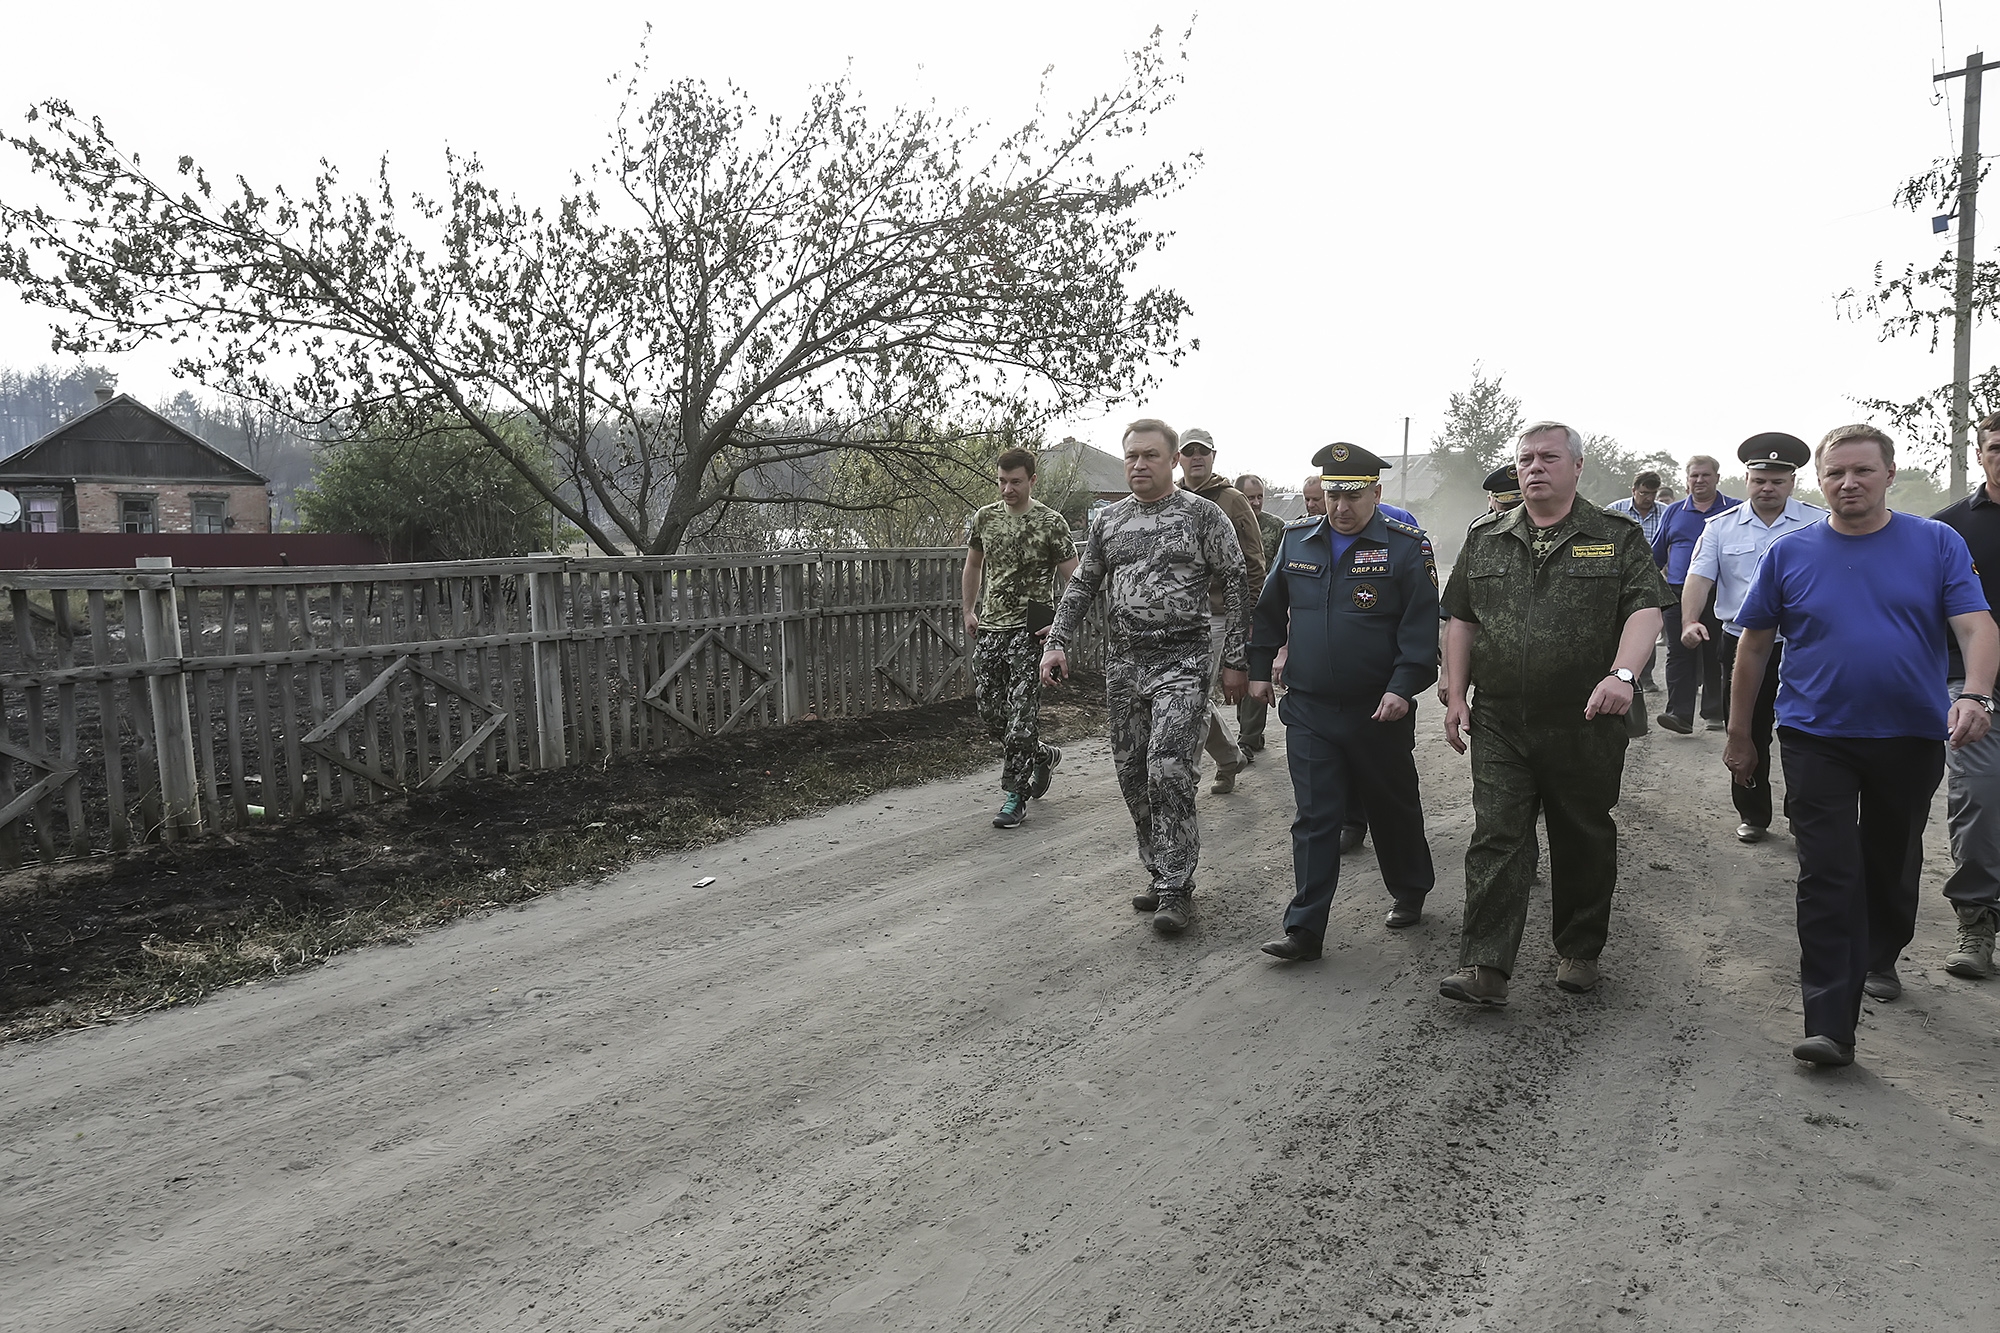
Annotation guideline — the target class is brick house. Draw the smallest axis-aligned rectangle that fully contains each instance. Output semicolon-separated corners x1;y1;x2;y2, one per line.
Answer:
0;388;270;534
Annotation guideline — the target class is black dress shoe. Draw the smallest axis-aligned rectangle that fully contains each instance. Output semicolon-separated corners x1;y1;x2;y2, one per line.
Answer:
1385;905;1423;929
1260;931;1322;961
1792;1035;1855;1066
1657;713;1693;734
1338;825;1366;854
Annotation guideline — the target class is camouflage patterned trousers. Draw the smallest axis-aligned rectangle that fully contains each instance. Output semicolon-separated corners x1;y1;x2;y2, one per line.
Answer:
1106;651;1211;896
974;627;1051;793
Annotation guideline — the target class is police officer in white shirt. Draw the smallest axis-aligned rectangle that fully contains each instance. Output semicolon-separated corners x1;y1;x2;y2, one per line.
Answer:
1681;432;1823;842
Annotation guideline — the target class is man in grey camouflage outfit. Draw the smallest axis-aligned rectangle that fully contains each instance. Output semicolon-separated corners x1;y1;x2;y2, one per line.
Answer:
1042;418;1251;934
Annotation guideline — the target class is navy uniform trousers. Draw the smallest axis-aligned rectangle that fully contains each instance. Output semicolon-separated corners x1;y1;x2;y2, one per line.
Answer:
1279;690;1434;941
1719;634;1784;829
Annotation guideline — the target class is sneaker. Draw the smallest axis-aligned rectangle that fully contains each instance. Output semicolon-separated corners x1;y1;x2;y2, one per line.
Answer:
1131;889;1159;912
1945;926;1996;980
1438;965;1509;1007
1556;957;1600;993
1152;892;1191;934
1735;823;1766;844
1792;1035;1855;1067
1862;969;1901;1001
1657;713;1693;735
991;791;1027;829
1027;745;1062;799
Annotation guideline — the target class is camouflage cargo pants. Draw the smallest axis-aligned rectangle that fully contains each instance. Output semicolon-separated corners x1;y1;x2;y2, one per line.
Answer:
1106;652;1210;896
973;626;1050;793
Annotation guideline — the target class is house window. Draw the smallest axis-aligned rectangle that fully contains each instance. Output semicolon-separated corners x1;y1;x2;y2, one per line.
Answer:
121;496;157;534
192;495;227;534
23;494;60;533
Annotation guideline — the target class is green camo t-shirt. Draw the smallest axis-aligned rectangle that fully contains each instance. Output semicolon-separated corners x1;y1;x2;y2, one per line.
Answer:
969;499;1076;629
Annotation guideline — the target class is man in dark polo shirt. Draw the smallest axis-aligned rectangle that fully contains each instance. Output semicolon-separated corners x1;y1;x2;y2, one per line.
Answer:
1930;409;2000;980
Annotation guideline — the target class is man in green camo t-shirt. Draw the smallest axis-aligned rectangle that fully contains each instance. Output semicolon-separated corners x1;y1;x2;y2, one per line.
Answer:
963;447;1080;828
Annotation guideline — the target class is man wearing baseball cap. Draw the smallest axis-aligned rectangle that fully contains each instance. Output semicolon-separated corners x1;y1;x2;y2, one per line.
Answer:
1176;429;1268;794
1680;432;1823;843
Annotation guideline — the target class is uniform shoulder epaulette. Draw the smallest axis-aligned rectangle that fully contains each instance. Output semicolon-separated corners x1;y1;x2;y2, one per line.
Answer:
1382;516;1424;539
1466;511;1502;533
1284;514;1318;528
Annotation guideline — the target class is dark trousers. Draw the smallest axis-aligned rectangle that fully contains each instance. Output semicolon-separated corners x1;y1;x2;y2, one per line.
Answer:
1279;692;1433;941
1778;728;1944;1047
1662;585;1726;723
1461;704;1630;975
1943;678;2000;926
1718;634;1783;828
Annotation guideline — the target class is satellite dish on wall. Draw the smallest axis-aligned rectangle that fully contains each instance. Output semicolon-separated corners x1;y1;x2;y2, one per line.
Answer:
0;490;20;526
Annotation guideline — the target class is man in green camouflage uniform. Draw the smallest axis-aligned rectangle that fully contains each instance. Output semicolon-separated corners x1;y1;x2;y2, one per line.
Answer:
1043;419;1250;934
1438;421;1672;1006
1236;472;1287;755
964;448;1080;829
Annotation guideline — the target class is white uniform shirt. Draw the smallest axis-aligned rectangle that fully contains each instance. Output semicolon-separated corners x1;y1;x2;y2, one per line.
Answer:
1686;495;1826;633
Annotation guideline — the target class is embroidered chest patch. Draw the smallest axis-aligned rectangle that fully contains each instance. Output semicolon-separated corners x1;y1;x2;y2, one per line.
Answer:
1570;543;1616;559
1284;558;1325;576
1351;583;1380;609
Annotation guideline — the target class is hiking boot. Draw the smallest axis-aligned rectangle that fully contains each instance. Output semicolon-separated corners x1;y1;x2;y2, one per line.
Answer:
1131;888;1159;912
1862;969;1901;1001
1945;924;1997;979
1735;823;1766;844
991;791;1027;829
1152;892;1191;934
1027;745;1062;800
1792;1035;1855;1067
1339;824;1366;854
1657;713;1693;735
1556;957;1600;993
1210;764;1240;795
1438;965;1509;1007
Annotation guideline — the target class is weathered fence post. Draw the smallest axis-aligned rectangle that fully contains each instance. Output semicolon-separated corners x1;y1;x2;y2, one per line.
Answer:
778;558;808;722
527;561;569;768
134;557;203;839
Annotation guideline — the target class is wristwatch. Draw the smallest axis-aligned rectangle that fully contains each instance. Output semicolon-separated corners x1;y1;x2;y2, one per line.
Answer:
1958;692;1995;713
1608;668;1636;685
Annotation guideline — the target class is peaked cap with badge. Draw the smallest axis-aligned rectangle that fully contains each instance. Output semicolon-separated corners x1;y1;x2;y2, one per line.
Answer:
1483;464;1523;505
1313;442;1393;493
1738;432;1811;472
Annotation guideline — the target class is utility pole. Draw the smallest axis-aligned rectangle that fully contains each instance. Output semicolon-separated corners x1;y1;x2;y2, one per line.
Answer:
1936;51;1998;494
1399;416;1410;506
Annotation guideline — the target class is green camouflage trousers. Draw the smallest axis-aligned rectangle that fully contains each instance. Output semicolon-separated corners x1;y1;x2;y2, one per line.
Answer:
974;627;1050;793
1107;653;1210;895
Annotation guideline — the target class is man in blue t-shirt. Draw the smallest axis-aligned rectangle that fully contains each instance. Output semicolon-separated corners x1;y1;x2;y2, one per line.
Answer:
1650;455;1741;732
1730;423;1998;1068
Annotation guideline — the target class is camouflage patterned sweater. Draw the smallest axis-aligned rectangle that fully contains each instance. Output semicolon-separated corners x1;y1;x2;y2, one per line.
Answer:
1048;487;1249;674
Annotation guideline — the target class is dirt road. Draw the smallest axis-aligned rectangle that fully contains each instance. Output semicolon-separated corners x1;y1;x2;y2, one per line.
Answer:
3;715;1996;1331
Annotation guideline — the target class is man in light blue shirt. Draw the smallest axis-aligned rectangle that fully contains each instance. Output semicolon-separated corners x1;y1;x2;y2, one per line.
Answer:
1681;433;1823;842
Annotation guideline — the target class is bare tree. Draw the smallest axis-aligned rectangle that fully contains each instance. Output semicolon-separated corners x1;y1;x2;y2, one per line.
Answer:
0;29;1196;554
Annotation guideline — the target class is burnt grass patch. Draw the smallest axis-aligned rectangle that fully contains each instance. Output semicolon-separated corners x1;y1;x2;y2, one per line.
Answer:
0;670;1107;1041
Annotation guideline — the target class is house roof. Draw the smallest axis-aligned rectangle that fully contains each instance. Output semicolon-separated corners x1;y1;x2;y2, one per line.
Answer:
1044;436;1129;496
0;393;268;485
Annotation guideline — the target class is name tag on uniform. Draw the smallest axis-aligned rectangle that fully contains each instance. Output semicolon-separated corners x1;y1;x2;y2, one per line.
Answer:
1284;558;1325;576
1571;543;1615;558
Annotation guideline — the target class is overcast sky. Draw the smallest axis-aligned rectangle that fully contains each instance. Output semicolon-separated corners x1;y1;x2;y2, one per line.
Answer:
1;0;1994;489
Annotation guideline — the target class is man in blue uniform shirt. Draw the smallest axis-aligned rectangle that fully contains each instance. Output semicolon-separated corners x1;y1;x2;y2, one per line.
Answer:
1249;442;1440;959
1730;423;1997;1066
1679;432;1822;842
1652;456;1741;733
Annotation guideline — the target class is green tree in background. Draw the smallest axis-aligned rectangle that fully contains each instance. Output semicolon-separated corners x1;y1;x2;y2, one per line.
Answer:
1579;434;1679;506
297;426;558;562
0;30;1195;556
1428;364;1524;494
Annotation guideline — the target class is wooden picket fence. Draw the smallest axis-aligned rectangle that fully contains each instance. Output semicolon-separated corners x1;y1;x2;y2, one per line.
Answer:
0;549;1104;865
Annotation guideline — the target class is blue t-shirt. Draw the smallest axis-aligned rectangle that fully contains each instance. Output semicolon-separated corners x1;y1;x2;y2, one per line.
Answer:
1735;514;1988;739
1650;493;1742;583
